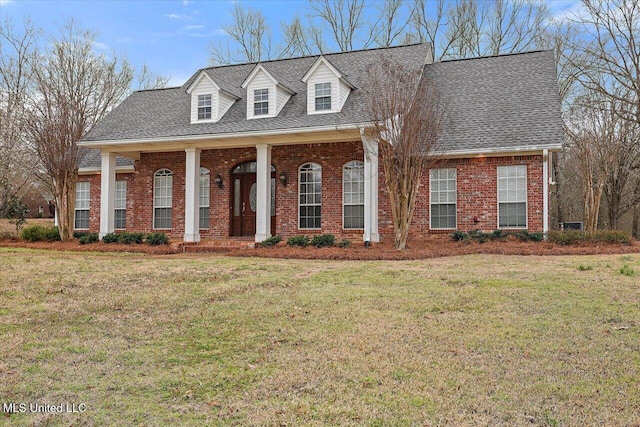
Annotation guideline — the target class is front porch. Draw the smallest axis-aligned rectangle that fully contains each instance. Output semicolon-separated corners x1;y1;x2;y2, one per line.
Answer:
93;131;381;244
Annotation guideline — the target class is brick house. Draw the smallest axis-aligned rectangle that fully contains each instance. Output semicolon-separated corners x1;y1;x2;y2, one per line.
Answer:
76;43;563;243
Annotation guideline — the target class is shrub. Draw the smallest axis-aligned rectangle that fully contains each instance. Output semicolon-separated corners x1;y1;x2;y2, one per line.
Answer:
311;233;335;248
21;225;46;242
451;230;468;241
146;232;169;245
102;233;119;244
6;196;28;235
78;233;99;245
73;231;91;239
338;238;351;248
260;235;282;247
20;225;61;242
0;231;17;241
287;235;310;247
548;230;631;245
489;229;506;241
468;229;487;243
118;232;145;244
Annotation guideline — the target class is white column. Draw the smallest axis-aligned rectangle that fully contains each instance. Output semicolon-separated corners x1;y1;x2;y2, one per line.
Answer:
543;149;549;236
99;151;116;239
361;131;380;243
184;148;201;242
255;143;272;242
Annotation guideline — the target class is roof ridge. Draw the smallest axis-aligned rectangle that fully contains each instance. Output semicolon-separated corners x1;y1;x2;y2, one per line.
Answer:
203;42;429;71
135;86;182;93
438;49;552;64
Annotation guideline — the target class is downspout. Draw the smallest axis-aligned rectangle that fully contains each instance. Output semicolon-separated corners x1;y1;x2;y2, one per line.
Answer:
543;149;549;237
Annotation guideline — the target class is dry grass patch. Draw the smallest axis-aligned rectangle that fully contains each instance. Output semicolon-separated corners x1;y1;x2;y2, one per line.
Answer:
1;249;639;425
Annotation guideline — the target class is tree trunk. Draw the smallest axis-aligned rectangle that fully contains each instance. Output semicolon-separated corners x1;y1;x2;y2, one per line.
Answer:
633;204;639;240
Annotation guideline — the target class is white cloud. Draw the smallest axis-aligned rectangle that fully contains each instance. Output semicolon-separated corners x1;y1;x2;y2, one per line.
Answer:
182;24;203;31
92;41;111;52
182;0;190;5
164;13;182;19
549;0;586;23
0;0;13;5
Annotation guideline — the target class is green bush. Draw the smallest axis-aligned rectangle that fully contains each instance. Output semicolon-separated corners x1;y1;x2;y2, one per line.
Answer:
145;232;169;246
78;233;99;245
489;229;506;241
287;235;310;247
260;235;282;247
311;233;335;248
468;229;488;243
338;238;351;248
118;232;145;244
101;233;119;244
21;225;61;242
21;225;45;242
451;230;468;241
548;230;631;245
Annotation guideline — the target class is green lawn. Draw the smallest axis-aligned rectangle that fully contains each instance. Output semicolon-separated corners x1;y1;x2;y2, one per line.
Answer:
1;249;638;426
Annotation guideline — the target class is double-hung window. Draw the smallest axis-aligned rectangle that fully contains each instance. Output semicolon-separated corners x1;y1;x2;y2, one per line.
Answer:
114;180;127;229
74;181;90;230
254;89;269;116
430;168;457;229
299;163;322;229
154;169;173;229
343;161;364;229
199;168;210;229
197;94;212;120
314;83;331;111
497;165;527;228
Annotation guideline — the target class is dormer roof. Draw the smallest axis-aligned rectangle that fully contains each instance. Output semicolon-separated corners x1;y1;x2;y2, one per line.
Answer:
301;55;355;89
241;63;296;94
185;70;241;100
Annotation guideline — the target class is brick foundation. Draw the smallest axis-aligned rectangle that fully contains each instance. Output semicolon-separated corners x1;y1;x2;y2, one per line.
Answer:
78;143;546;240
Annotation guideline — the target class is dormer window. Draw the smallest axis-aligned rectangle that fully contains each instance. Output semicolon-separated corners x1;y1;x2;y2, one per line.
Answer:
254;89;269;116
197;94;212;120
315;83;332;111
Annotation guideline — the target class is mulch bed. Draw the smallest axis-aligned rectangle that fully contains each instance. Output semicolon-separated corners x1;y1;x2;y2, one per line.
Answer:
2;237;639;260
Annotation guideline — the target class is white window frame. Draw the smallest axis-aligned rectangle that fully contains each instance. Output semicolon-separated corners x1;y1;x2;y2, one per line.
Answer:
253;88;269;116
298;162;322;230
199;167;210;230
197;94;212;120
497;165;528;229
342;161;364;230
114;180;127;230
314;83;332;111
153;169;173;229
74;181;90;230
430;168;457;230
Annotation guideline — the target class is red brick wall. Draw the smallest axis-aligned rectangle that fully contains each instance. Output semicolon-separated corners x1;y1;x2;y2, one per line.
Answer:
79;145;546;239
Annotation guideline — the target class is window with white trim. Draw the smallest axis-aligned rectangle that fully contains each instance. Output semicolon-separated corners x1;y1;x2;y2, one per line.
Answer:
253;89;269;116
153;169;173;229
498;165;527;228
299;162;322;229
199;167;210;229
197;94;212;120
314;83;331;111
114;180;126;229
343;161;364;229
74;181;90;230
430;168;456;229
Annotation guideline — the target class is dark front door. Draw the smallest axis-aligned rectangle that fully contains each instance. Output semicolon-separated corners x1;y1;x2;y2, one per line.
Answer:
232;174;256;236
231;161;276;237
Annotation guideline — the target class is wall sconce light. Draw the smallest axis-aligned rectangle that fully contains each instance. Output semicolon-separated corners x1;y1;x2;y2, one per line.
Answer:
214;173;223;189
279;171;287;187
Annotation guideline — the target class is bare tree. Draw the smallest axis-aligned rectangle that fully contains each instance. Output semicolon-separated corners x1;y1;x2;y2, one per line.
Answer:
411;0;550;61
0;18;40;217
565;95;624;232
371;0;412;47
25;21;133;240
570;0;640;124
135;63;170;91
209;3;272;65
309;0;371;51
279;15;325;58
364;57;446;250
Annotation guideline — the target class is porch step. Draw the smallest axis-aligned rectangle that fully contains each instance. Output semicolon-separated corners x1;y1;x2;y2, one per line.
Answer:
182;240;255;253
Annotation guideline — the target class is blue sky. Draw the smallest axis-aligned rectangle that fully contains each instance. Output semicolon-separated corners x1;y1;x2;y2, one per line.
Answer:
1;0;580;87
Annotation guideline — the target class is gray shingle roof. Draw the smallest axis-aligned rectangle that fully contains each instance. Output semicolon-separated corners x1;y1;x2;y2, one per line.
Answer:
424;50;563;153
81;43;430;143
78;45;563;169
